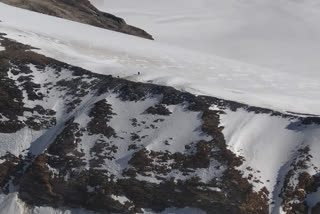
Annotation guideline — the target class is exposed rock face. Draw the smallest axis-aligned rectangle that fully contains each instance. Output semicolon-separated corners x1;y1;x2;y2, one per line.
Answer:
0;0;153;40
0;33;271;214
0;34;320;214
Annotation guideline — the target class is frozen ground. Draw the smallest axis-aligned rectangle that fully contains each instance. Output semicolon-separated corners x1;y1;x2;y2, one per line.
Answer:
0;2;319;115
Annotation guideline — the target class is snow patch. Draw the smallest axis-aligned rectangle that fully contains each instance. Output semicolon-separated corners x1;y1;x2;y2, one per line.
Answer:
111;194;131;205
92;0;320;81
0;193;24;214
0;128;44;157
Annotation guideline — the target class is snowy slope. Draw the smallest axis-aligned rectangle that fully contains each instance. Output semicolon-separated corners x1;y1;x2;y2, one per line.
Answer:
0;1;320;214
92;0;320;79
219;108;320;213
0;2;319;115
0;34;222;213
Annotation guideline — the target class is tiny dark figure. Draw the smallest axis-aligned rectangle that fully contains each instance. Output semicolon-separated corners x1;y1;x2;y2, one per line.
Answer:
138;72;141;75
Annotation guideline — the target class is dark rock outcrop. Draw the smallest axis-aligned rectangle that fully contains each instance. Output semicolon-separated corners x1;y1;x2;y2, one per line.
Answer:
0;33;271;213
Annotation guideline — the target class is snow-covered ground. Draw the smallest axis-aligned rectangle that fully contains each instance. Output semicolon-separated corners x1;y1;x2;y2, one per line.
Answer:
92;0;320;79
219;107;320;213
0;2;319;115
0;1;320;213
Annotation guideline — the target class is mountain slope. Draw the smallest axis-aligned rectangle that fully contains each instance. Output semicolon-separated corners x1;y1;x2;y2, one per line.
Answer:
0;31;320;214
0;33;270;214
0;0;153;40
0;2;319;116
91;0;320;77
0;2;320;214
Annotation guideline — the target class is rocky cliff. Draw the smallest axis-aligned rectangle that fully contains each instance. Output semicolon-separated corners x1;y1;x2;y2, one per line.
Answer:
0;33;320;214
0;32;268;214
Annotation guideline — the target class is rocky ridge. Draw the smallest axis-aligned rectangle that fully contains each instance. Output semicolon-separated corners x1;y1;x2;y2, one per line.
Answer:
0;33;319;214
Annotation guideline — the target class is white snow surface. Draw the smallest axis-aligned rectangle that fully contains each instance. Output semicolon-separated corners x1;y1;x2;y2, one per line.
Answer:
0;2;319;115
92;0;320;80
219;107;320;213
0;193;23;214
0;38;4;51
0;127;44;157
0;2;320;214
